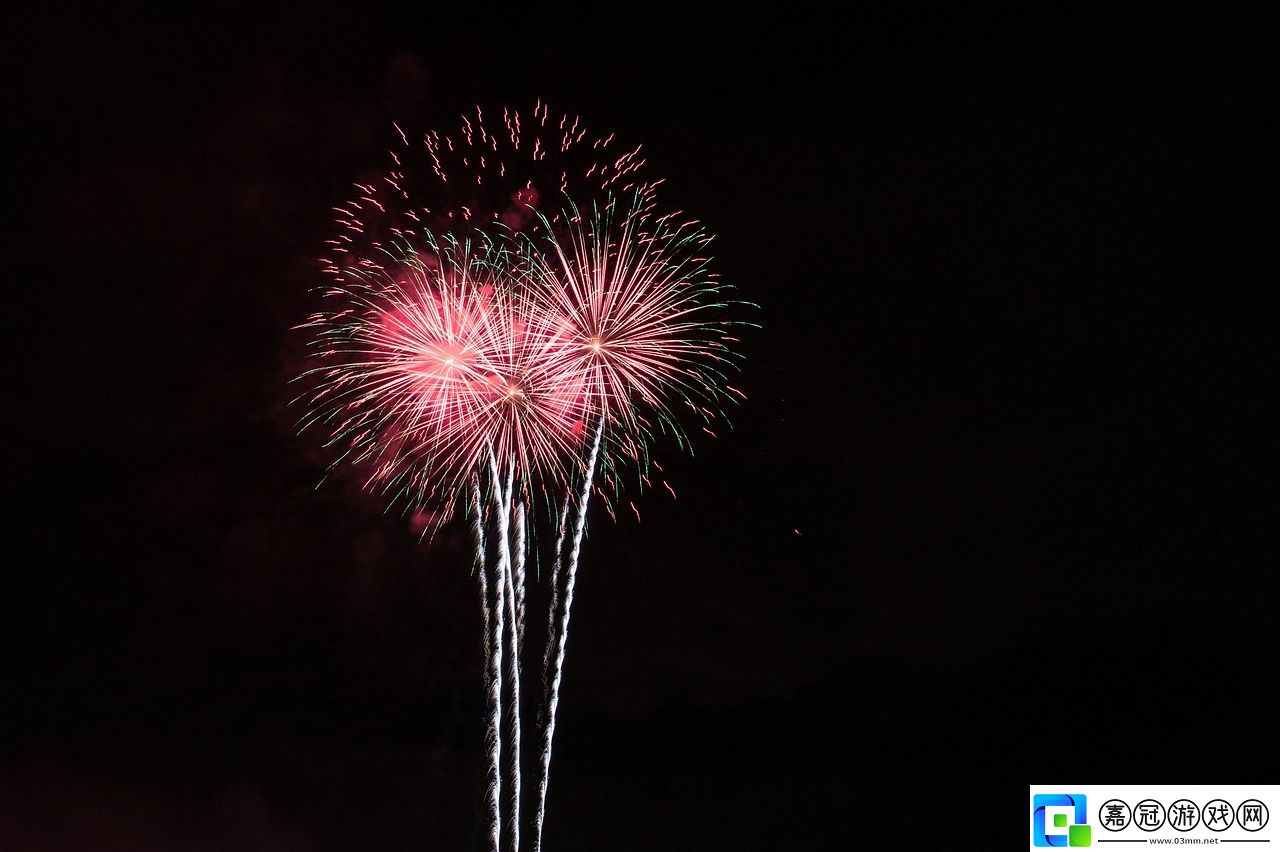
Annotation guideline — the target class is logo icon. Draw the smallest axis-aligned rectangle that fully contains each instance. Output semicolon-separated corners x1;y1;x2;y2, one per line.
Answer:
1033;794;1091;847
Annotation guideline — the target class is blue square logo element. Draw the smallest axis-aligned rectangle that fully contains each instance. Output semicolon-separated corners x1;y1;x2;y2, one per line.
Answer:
1033;794;1089;847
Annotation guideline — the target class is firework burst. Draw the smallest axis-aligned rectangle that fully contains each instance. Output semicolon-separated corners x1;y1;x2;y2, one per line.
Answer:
516;193;746;460
296;233;593;517
294;103;749;852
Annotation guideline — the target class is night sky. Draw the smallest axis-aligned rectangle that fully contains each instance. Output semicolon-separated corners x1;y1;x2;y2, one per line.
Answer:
3;7;1275;850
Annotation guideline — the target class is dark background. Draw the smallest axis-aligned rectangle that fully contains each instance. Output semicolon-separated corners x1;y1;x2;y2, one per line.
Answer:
3;6;1275;850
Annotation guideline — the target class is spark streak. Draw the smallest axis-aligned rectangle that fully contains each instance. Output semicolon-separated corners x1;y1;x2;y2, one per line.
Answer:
533;415;604;852
473;475;502;852
490;453;521;852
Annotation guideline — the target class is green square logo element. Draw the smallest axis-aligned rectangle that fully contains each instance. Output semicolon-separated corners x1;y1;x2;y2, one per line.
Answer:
1033;793;1089;847
1069;824;1091;847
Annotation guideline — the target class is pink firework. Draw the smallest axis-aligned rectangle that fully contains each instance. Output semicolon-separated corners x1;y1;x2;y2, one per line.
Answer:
297;233;592;515
516;194;747;473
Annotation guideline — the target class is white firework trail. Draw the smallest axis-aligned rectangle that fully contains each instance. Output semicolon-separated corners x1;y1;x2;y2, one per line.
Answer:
533;415;605;852
489;453;521;852
533;491;572;847
541;493;571;678
514;499;527;649
473;475;502;852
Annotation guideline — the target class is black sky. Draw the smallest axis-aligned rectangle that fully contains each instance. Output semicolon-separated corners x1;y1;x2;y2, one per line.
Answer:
2;6;1276;850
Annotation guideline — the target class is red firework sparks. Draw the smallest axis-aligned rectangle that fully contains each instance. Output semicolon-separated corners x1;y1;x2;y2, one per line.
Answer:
320;100;659;283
